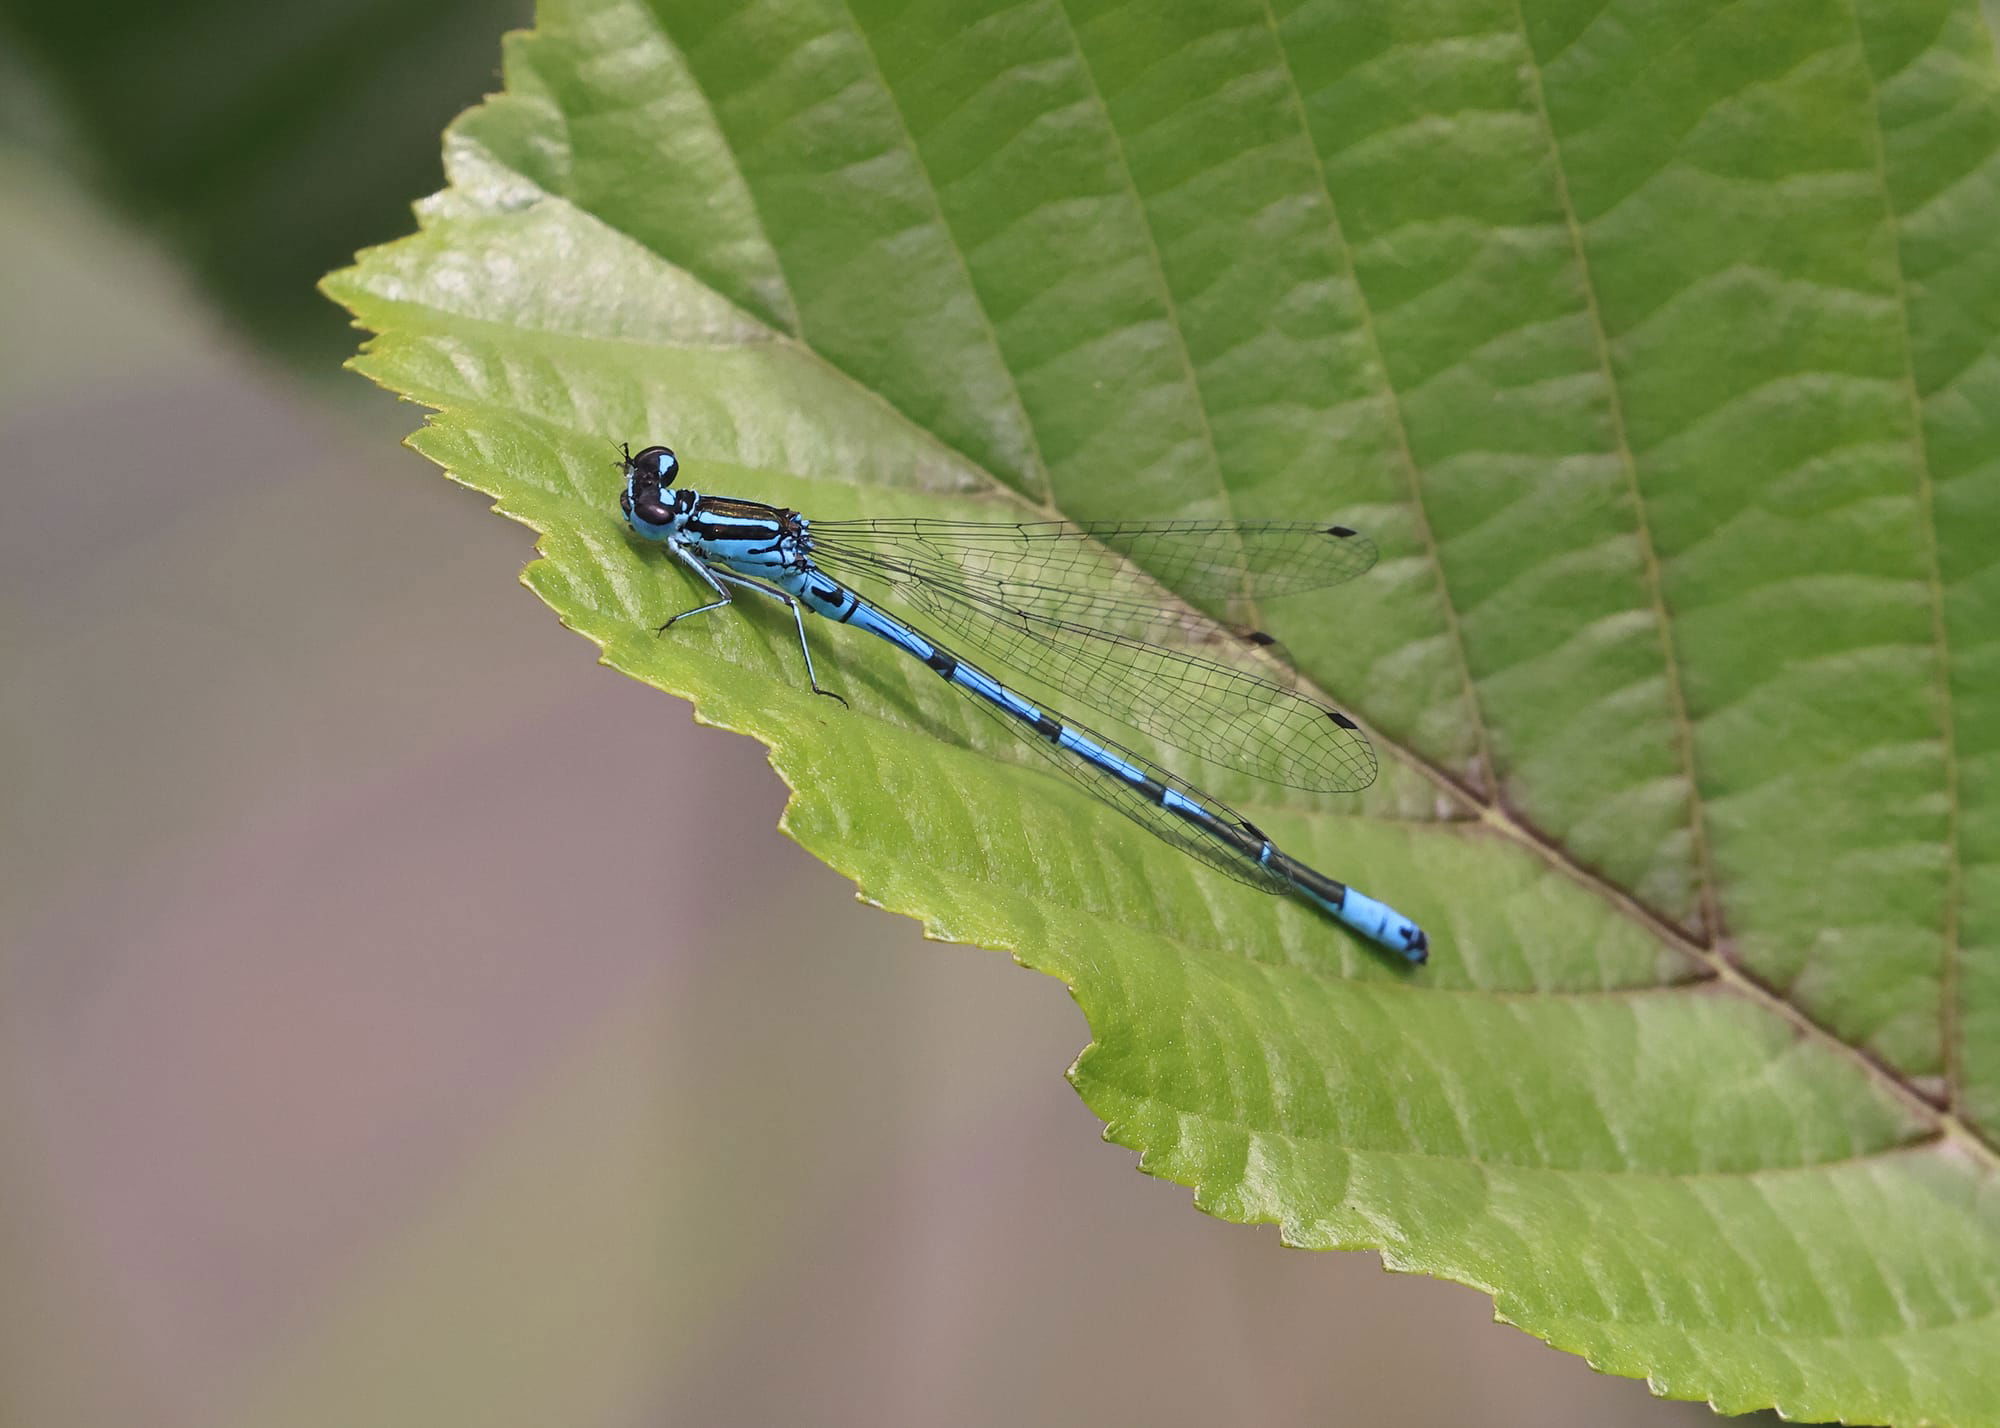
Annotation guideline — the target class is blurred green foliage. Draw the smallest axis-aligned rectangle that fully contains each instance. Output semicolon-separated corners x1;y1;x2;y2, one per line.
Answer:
0;0;527;363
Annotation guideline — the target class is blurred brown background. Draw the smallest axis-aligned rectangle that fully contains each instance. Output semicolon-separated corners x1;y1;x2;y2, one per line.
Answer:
1;11;1739;1423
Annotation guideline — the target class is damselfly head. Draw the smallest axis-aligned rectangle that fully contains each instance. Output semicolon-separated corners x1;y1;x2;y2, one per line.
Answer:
620;443;683;534
628;445;679;488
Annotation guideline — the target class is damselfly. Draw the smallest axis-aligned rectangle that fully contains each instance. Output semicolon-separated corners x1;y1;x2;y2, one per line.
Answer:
618;444;1428;964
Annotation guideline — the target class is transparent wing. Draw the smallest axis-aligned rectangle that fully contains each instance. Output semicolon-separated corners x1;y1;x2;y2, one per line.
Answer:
811;522;1380;794
810;518;1378;619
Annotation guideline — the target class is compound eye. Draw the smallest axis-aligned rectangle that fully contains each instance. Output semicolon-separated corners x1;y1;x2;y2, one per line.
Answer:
632;445;678;486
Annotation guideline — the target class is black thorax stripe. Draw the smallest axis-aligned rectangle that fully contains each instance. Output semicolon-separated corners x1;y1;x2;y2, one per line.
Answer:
697;519;782;544
697;497;785;521
693;497;786;545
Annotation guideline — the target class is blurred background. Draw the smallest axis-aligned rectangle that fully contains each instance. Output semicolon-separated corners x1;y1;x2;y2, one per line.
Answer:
1;6;1744;1424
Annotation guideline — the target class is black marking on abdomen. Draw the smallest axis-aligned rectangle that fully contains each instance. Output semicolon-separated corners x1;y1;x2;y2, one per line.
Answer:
1272;849;1348;907
1032;711;1063;741
1159;795;1267;862
924;648;958;678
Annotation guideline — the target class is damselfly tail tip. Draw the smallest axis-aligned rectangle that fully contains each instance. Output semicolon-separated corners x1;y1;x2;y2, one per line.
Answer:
1403;927;1430;965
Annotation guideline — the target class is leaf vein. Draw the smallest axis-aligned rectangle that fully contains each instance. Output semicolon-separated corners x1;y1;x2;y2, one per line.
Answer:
827;0;1055;503
1257;0;1500;798
1508;0;1718;942
1842;0;1967;1116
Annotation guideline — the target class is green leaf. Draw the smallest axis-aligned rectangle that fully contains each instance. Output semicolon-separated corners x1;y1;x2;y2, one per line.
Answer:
324;0;2000;1421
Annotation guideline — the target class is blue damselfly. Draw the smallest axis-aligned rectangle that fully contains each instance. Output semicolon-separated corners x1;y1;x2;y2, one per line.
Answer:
618;443;1428;963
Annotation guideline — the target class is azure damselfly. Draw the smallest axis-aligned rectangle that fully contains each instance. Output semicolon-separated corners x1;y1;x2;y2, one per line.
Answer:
618;443;1428;964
